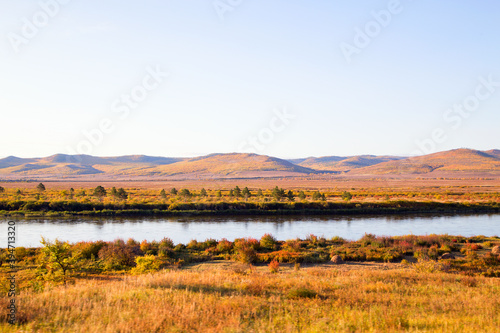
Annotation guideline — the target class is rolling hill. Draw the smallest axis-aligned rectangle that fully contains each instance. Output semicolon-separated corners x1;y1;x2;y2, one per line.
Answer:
0;149;498;179
351;149;500;174
296;155;403;172
149;153;318;177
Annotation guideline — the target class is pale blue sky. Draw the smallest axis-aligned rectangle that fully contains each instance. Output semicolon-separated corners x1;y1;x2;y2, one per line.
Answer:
1;0;499;159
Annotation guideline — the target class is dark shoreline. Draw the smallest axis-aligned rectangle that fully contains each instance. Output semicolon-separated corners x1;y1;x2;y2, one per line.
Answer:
1;200;499;217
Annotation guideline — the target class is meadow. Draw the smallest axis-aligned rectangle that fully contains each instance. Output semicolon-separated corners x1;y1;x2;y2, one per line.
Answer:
0;180;499;217
1;232;500;332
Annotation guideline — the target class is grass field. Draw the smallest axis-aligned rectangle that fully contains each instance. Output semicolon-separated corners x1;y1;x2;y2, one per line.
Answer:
0;178;499;217
1;261;499;332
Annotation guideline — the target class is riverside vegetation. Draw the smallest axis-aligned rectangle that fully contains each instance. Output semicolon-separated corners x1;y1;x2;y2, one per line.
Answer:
1;233;500;331
0;184;499;217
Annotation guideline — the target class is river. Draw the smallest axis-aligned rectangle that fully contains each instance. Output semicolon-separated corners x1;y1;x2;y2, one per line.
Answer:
3;213;500;247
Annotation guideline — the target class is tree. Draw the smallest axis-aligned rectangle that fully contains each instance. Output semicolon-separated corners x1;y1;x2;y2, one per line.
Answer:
229;189;234;198
93;186;107;198
312;191;322;200
179;189;191;198
242;187;251;198
287;190;295;201
216;190;222;198
342;191;353;201
37;183;46;192
200;188;208;197
15;189;22;196
170;188;178;195
234;186;242;198
110;187;118;197
160;189;167;199
39;237;79;283
0;186;4;193
272;186;286;200
116;188;128;200
69;188;75;200
256;189;263;197
298;191;306;200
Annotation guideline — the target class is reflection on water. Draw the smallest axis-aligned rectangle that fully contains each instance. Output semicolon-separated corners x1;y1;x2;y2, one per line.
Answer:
3;213;500;247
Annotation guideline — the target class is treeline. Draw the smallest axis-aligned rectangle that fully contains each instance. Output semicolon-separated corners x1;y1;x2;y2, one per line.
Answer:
0;200;499;217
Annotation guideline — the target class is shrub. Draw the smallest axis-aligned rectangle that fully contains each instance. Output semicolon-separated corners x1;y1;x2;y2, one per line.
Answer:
331;236;346;245
131;255;163;274
260;234;277;250
98;239;137;270
268;259;279;273
187;239;200;250
283;239;302;252
72;241;106;260
234;238;259;264
158;237;175;257
216;238;233;253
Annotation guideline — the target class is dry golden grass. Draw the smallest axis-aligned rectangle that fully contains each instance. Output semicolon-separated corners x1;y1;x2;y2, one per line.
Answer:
1;262;499;332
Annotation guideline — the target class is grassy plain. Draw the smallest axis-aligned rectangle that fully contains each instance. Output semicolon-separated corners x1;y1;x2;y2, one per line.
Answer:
0;175;499;217
1;259;500;332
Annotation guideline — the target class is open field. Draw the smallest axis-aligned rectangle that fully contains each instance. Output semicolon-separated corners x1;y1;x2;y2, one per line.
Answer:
0;175;499;217
1;259;500;332
2;172;500;192
1;233;500;331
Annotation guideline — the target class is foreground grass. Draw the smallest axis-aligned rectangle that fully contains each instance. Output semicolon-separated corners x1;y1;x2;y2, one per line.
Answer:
1;262;499;332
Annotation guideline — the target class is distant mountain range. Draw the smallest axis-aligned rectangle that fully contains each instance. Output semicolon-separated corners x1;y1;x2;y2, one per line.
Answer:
0;148;499;180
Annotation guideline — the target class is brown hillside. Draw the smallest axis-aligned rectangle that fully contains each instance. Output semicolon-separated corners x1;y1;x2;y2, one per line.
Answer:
298;155;401;172
352;149;500;174
150;153;318;176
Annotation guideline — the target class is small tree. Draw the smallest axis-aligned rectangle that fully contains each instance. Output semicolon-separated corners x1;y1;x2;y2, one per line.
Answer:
69;188;75;200
216;190;222;198
312;191;322;201
341;191;352;201
287;190;295;201
93;186;107;198
234;186;242;198
298;191;306;200
170;188;178;195
179;189;191;198
110;187;118;197
256;189;263;197
116;188;128;200
242;187;251;198
0;186;4;193
160;189;167;199
229;189;234;198
37;183;46;192
200;188;208;197
272;186;286;201
39;238;79;283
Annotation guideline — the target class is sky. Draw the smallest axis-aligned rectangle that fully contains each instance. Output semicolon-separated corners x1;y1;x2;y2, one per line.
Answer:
1;0;499;159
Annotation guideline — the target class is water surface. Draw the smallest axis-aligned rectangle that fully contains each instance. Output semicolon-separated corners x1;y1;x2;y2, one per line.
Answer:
3;213;499;247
